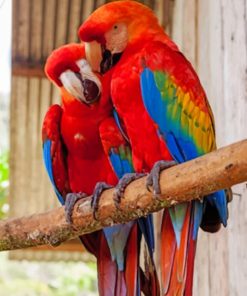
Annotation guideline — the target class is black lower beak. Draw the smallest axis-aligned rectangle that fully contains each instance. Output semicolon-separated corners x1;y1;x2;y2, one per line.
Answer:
82;79;100;104
100;49;122;74
74;73;100;105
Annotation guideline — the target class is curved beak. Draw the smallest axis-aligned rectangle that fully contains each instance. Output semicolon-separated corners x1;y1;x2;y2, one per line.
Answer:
85;41;102;73
85;41;123;74
59;60;101;105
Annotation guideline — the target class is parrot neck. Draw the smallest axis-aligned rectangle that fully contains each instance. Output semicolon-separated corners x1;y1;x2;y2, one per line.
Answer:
127;29;179;53
61;94;113;124
60;72;113;122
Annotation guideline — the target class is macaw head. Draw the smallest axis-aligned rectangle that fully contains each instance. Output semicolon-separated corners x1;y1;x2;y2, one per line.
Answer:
45;43;102;106
78;0;163;73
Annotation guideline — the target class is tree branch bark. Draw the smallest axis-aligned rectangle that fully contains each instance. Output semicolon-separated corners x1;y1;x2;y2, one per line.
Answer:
1;139;247;251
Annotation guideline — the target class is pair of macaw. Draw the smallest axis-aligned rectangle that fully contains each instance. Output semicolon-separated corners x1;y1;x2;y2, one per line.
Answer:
42;1;230;295
43;43;156;295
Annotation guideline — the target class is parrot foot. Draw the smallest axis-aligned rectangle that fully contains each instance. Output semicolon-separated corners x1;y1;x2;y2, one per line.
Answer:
114;173;146;207
146;160;176;197
65;192;88;224
91;182;114;220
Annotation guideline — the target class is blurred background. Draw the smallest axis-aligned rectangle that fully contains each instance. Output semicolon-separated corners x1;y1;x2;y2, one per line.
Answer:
0;0;246;295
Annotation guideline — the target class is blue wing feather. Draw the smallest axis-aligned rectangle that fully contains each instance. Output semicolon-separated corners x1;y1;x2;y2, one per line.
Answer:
43;140;65;205
109;116;155;254
109;149;133;178
100;116;155;271
113;109;130;144
205;191;227;227
140;66;227;238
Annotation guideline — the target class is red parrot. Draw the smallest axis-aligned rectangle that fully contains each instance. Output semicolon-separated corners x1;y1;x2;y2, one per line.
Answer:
79;1;230;295
42;43;144;296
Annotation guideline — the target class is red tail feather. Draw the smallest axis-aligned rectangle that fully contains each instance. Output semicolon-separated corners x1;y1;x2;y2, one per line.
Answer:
151;266;161;296
115;271;127;296
161;209;176;294
184;238;196;295
97;232;123;296
96;224;140;296
125;223;138;296
79;232;100;258
176;204;191;283
161;204;198;295
143;245;161;296
184;204;197;296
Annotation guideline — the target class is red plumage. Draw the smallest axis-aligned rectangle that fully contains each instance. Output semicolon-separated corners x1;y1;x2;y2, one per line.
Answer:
78;1;229;295
42;43;140;295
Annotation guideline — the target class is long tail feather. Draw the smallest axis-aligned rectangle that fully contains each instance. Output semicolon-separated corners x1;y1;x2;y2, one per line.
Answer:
138;214;155;256
97;232;120;296
115;271;127;296
125;223;139;296
166;252;183;296
103;222;133;271
161;201;202;295
149;261;161;296
169;204;187;247
79;232;101;258
161;209;176;294
164;205;191;295
141;246;160;296
184;236;196;295
175;204;191;283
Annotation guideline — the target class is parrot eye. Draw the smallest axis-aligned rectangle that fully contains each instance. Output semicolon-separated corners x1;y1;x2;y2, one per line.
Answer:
99;22;128;73
105;23;128;54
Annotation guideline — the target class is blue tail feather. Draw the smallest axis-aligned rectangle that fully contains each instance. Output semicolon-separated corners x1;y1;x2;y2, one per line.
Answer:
103;222;134;271
205;190;227;227
138;215;155;256
169;203;187;247
192;201;203;239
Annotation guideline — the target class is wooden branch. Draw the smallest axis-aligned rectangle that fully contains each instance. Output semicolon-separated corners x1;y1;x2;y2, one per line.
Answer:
1;139;247;251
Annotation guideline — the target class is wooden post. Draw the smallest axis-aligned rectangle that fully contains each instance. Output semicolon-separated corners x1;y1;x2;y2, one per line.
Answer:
172;1;247;295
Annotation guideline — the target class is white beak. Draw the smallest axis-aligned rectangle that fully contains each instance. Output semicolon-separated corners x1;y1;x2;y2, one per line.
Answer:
85;41;103;73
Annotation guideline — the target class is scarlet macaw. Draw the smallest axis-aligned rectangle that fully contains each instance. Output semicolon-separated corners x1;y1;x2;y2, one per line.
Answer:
79;1;230;295
42;43;144;295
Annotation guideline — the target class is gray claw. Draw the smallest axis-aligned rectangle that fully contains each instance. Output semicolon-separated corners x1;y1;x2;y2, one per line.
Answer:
65;192;88;224
114;173;146;207
146;160;176;196
91;182;113;220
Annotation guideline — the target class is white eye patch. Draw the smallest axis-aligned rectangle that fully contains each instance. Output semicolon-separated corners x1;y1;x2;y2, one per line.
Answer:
105;23;128;54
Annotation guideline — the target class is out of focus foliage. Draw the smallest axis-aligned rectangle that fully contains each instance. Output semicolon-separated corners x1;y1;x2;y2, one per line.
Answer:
0;151;9;219
0;253;97;296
